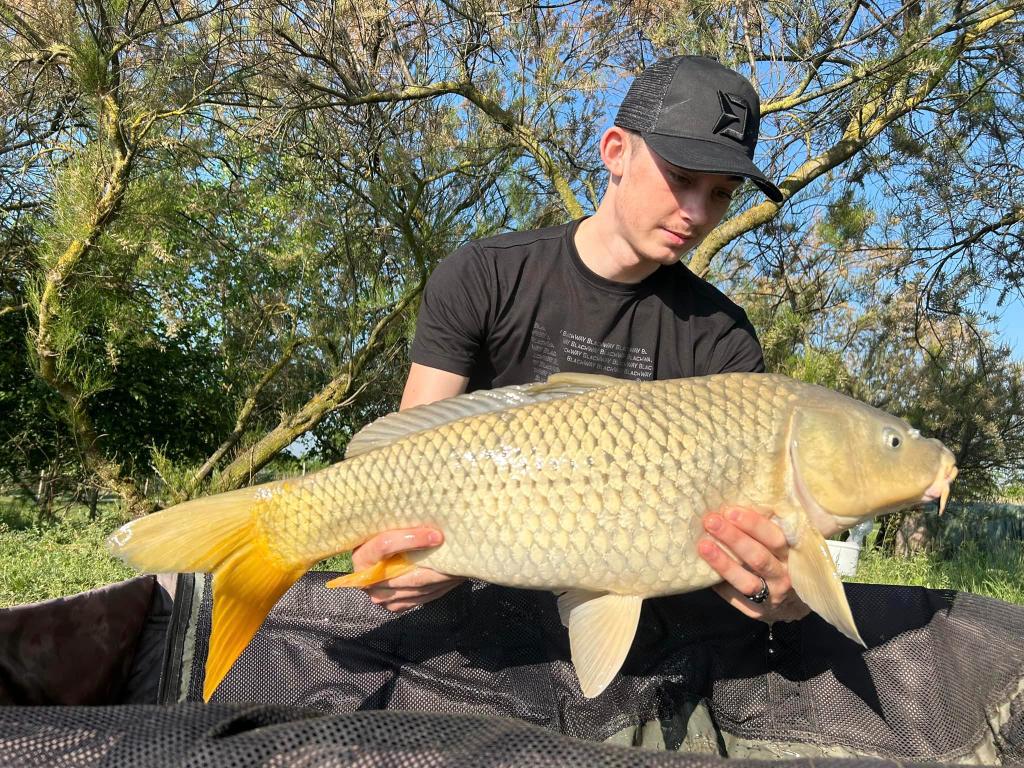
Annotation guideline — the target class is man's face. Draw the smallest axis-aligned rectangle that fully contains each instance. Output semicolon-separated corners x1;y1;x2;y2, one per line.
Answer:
611;134;741;266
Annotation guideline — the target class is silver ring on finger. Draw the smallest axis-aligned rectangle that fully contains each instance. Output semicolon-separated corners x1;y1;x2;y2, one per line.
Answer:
747;576;769;604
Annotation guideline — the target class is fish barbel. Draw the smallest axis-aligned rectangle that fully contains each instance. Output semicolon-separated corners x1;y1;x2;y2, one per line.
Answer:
109;372;957;701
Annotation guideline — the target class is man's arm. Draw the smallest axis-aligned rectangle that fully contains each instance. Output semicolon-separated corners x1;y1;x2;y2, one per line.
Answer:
399;363;469;410
350;364;468;612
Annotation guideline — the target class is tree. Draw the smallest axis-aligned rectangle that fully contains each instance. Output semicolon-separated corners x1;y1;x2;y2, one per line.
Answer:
2;0;1021;512
2;0;263;512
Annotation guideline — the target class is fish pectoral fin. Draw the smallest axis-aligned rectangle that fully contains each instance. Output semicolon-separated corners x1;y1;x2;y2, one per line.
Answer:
325;554;415;588
788;521;866;647
557;590;643;698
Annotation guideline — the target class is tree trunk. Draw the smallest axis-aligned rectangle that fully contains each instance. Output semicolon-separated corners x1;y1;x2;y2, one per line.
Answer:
88;485;99;520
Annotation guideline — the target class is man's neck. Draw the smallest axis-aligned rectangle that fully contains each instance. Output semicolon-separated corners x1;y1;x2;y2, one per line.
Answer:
574;213;662;284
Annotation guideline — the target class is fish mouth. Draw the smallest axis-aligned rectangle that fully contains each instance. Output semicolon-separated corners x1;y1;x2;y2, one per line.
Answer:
921;460;958;514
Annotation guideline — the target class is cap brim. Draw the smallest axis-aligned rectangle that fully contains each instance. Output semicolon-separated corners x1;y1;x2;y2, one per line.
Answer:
643;133;784;203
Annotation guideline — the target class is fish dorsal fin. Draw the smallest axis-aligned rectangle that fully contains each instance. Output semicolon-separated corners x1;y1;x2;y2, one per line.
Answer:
535;372;626;391
557;589;643;698
345;374;624;459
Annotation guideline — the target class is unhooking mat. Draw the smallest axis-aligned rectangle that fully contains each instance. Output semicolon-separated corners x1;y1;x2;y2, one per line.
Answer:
0;574;1022;766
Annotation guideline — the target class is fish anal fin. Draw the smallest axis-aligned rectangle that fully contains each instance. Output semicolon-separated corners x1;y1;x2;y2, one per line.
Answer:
325;554;415;588
557;590;643;698
788;520;866;647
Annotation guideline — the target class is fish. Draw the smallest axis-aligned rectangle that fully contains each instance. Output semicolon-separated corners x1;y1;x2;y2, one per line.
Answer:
108;371;958;701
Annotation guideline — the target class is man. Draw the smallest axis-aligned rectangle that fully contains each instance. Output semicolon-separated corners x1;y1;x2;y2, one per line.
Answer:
352;56;810;627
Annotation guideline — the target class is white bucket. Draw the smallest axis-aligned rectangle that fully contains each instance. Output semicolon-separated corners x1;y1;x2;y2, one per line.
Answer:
826;540;862;577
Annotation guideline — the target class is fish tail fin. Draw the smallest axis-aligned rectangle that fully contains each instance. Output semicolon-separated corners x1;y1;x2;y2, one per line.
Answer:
108;485;309;701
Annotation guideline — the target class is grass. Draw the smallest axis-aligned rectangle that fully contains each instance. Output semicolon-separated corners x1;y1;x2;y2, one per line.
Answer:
0;499;135;608
1;495;1021;608
850;540;1024;605
313;553;353;572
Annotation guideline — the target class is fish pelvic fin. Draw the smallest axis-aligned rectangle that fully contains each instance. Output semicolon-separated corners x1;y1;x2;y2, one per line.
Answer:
557;590;643;698
107;485;310;702
325;554;415;588
788;519;866;647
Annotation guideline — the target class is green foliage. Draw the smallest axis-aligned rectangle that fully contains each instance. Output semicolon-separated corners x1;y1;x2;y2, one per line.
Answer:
0;312;75;487
816;193;874;248
779;347;850;390
886;122;927;158
89;328;234;474
747;304;851;389
853;541;1024;605
0;500;134;608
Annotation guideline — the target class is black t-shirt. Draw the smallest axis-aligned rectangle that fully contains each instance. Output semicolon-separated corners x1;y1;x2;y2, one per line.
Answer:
411;218;764;391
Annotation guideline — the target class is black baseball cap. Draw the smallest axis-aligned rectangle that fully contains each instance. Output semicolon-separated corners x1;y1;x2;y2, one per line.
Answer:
615;56;783;203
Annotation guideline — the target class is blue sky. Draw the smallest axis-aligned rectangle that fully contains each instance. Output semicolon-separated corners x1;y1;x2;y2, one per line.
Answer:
984;292;1024;359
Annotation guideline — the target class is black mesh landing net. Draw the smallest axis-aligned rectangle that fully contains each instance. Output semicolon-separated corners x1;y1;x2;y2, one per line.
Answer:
0;703;997;768
1;575;1022;766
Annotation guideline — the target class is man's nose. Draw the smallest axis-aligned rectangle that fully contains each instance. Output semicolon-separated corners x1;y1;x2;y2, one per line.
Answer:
676;188;712;227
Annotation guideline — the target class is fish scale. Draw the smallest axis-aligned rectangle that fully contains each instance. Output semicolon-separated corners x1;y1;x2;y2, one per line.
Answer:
256;376;794;596
109;371;958;701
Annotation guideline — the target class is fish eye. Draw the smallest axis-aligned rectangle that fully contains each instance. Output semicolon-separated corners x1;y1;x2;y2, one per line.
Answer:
883;428;902;449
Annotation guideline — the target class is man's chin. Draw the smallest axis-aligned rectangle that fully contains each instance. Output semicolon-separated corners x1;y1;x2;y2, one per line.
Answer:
646;244;693;265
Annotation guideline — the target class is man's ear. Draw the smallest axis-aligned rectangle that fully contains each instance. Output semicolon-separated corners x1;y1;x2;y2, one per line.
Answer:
600;126;630;179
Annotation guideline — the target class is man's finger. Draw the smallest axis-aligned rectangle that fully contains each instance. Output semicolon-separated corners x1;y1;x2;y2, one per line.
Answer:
720;507;789;557
698;537;767;598
351;527;444;570
368;568;464;592
710;582;763;620
702;513;781;580
370;580;465;612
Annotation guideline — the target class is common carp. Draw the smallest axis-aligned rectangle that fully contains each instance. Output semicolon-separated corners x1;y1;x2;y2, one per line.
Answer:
109;372;957;701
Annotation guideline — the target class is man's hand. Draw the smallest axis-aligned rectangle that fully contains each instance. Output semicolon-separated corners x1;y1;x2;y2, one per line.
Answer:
349;364;470;613
351;527;464;612
698;507;811;623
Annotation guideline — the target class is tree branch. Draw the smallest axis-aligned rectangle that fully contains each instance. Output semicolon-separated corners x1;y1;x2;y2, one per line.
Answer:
188;337;304;494
210;279;427;493
689;5;1018;277
0;302;28;318
456;83;584;218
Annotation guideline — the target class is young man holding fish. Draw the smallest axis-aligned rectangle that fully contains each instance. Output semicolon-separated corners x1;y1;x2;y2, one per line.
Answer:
108;57;959;701
353;56;812;627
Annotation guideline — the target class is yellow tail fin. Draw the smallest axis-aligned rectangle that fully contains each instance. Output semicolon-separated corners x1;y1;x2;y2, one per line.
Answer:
108;486;309;701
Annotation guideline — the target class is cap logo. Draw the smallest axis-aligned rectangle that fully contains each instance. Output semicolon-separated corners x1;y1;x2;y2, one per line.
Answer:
712;91;749;143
